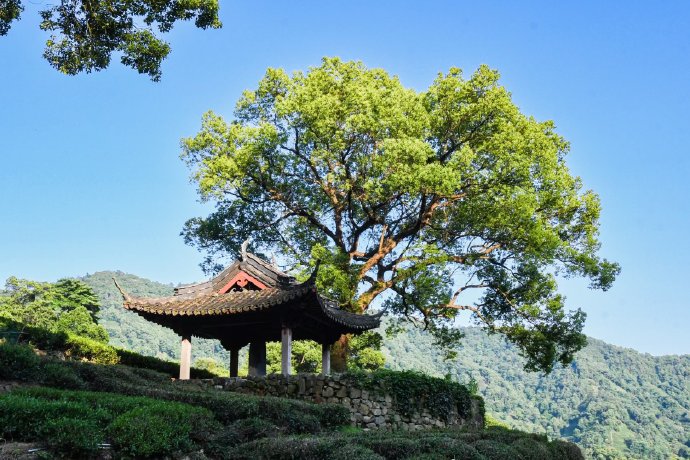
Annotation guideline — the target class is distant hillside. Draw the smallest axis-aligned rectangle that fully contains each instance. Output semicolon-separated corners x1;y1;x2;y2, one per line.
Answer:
84;271;230;363
84;271;690;460
384;325;690;460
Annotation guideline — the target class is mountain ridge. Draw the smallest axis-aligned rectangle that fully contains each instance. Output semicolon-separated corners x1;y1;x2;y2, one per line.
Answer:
83;270;690;460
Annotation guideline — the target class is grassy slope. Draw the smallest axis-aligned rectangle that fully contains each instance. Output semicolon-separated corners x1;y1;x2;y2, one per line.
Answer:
84;271;690;459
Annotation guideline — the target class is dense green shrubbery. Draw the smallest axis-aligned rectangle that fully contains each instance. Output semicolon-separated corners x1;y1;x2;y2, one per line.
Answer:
42;416;103;456
218;429;584;460
0;318;117;363
0;342;350;433
64;334;119;364
345;369;478;421
108;402;219;457
0;340;40;379
0;387;223;458
222;435;384;460
116;347;217;378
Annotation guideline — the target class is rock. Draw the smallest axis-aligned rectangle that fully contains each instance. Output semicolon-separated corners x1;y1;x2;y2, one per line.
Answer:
336;386;348;398
298;377;306;394
375;416;385;425
350;388;361;399
360;403;371;415
361;390;369;399
323;386;335;398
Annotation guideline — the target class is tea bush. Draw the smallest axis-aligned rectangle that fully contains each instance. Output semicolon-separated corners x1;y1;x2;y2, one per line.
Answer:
116;347;217;378
42;416;103;457
108;402;219;457
0;341;40;379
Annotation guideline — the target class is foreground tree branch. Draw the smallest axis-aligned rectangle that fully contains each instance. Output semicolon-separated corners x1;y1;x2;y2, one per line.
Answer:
0;0;221;80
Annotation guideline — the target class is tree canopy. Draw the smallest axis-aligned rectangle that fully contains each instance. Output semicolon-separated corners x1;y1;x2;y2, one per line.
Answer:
0;0;220;81
0;276;108;342
181;57;620;373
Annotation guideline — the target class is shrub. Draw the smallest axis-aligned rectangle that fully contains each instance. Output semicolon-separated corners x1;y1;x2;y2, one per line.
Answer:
361;436;421;459
54;305;110;343
226;436;385;460
116;347;217;378
551;440;586;460
40;362;85;389
472;439;516;460
511;437;553;460
0;393;110;440
315;403;351;428
231;417;281;440
0;342;40;380
205;418;281;459
108;402;219;457
42;416;103;457
64;334;119;364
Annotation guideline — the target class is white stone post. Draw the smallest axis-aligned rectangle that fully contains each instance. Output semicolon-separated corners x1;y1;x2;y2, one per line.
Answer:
321;342;331;375
179;335;192;380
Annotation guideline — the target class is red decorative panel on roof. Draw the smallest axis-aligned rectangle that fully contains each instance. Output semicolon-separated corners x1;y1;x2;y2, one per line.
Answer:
217;271;267;293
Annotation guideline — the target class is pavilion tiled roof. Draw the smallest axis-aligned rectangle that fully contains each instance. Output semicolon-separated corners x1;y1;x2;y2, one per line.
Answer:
113;254;381;332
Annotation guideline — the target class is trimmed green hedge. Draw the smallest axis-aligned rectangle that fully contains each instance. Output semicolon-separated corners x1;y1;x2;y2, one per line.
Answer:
0;343;351;434
222;430;584;460
108;402;219;457
64;334;119;364
0;387;222;458
116;347;217;379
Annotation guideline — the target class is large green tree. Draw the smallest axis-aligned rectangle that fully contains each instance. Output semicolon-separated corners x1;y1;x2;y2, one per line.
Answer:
0;276;108;342
181;58;620;373
0;0;220;80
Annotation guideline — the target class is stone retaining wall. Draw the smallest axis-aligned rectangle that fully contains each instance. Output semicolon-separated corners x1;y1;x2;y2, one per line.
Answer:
201;374;484;431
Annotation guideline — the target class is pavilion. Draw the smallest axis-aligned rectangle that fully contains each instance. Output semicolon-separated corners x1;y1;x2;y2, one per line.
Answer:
113;249;381;379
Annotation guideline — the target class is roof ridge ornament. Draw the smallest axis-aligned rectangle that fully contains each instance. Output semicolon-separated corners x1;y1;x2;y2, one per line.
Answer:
304;260;321;285
240;238;250;261
112;278;132;301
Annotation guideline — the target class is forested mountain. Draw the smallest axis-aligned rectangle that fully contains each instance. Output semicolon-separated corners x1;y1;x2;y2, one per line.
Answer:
384;326;689;459
84;271;690;460
84;271;230;364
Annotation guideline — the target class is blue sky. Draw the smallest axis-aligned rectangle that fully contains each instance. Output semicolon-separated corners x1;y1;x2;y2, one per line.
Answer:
1;1;688;356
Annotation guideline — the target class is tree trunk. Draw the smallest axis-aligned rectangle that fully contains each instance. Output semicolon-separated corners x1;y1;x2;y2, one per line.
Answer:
330;334;350;372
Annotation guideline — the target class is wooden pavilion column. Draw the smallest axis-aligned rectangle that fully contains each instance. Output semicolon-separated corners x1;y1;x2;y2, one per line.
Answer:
281;324;292;376
321;342;331;375
229;348;239;377
179;334;192;380
248;341;266;376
